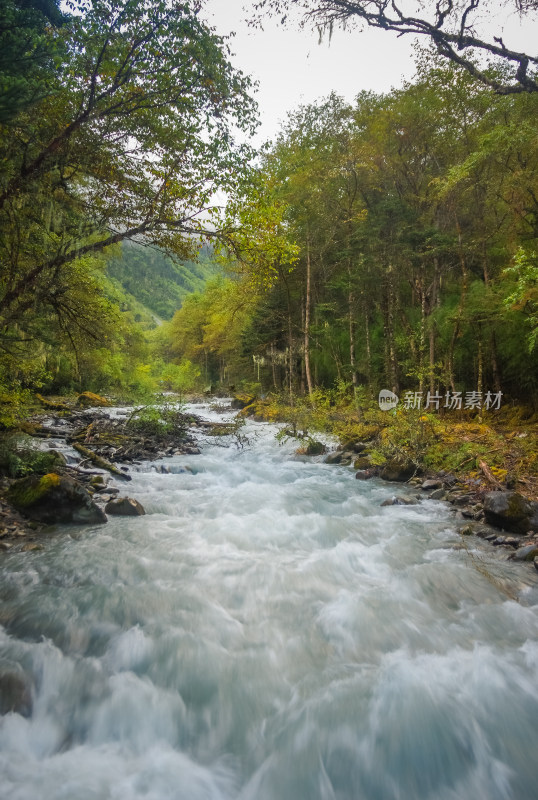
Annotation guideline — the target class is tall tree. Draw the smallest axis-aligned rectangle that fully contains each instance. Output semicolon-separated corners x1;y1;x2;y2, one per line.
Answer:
0;0;257;349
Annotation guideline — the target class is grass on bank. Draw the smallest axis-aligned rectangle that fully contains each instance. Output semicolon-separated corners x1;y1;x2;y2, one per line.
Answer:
246;387;538;498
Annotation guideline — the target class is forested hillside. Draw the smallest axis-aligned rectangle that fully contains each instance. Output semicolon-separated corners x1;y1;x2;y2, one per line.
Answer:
108;242;220;321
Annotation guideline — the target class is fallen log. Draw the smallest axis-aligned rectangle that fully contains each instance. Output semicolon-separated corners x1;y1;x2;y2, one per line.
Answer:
478;459;504;490
35;393;71;411
72;443;131;481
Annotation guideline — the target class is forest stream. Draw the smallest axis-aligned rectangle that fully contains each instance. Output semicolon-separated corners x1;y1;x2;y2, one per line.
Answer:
1;400;538;800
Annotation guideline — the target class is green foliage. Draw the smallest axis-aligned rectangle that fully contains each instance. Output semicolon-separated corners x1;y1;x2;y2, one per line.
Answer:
158;360;202;394
503;248;538;352
125;401;186;438
0;437;64;478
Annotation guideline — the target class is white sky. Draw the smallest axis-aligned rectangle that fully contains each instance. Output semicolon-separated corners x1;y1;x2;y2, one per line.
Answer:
202;0;538;145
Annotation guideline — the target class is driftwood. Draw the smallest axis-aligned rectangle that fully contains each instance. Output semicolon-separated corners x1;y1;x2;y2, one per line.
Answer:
20;423;70;439
478;459;504;489
73;443;131;481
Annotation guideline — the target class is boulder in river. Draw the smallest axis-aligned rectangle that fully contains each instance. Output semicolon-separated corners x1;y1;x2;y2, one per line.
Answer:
231;393;256;409
380;459;418;482
305;440;326;456
380;496;417;506
8;473;107;525
0;669;32;717
105;497;145;516
483;491;538;534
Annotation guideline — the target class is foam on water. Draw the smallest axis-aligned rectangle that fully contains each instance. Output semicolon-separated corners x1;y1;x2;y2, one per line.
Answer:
1;400;537;799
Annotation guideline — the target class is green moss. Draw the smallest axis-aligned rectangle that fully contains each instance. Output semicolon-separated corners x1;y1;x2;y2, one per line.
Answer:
76;392;110;407
8;473;61;508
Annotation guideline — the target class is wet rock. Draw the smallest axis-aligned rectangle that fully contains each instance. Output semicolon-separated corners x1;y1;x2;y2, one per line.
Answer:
21;543;43;552
421;479;443;490
483;491;538;535
305;440;326;456
355;469;375;480
512;543;538;562
475;526;494;539
430;488;446;501
460;525;474;536
451;494;477;507
8;473;107;525
380;495;417;506
379;459;418;482
0;670;32;716
461;506;476;518
325;451;343;464
503;537;521;549
353;455;371;470
105;497;145;516
534;557;538;572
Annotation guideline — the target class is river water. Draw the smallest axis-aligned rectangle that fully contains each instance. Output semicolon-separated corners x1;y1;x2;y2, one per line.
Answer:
1;401;538;800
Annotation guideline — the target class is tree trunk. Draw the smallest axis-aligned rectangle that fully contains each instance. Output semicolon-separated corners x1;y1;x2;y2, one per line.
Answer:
304;238;314;398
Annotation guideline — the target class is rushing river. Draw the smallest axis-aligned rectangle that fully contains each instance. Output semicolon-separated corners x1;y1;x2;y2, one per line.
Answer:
1;401;538;800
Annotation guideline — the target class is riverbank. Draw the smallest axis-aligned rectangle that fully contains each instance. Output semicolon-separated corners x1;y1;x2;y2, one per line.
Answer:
238;392;538;565
0;394;208;550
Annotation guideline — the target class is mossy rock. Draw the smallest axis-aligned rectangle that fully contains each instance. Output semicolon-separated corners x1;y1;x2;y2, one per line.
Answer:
483;491;538;534
76;392;110;408
353;455;371;470
380;459;419;482
231;393;256;410
8;473;107;525
305;440;326;456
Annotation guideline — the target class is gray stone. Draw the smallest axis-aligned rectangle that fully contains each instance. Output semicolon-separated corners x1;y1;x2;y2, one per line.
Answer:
534;557;538;572
105;497;145;516
325;452;343;464
483;491;538;535
0;670;32;716
355;469;375;480
451;494;477;507
380;496;417;507
421;479;443;490
430;489;446;500
513;543;538;562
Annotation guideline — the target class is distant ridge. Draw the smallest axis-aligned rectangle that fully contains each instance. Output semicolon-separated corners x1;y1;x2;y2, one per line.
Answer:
107;240;220;321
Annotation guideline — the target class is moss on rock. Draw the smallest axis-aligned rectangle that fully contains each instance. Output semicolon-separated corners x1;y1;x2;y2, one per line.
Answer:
76;392;110;408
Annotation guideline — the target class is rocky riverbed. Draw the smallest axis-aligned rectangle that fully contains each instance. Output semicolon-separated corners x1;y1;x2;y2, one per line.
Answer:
323;442;538;571
0;401;214;550
2;399;538;573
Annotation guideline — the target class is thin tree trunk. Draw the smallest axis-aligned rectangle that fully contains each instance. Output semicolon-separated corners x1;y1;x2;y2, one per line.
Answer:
448;219;469;392
304;237;314;398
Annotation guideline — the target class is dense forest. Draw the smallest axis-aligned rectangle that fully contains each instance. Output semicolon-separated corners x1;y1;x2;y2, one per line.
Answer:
170;63;538;405
1;0;537;415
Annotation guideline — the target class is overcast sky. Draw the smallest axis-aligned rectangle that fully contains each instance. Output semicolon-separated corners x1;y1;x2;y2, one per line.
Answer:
203;0;537;144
